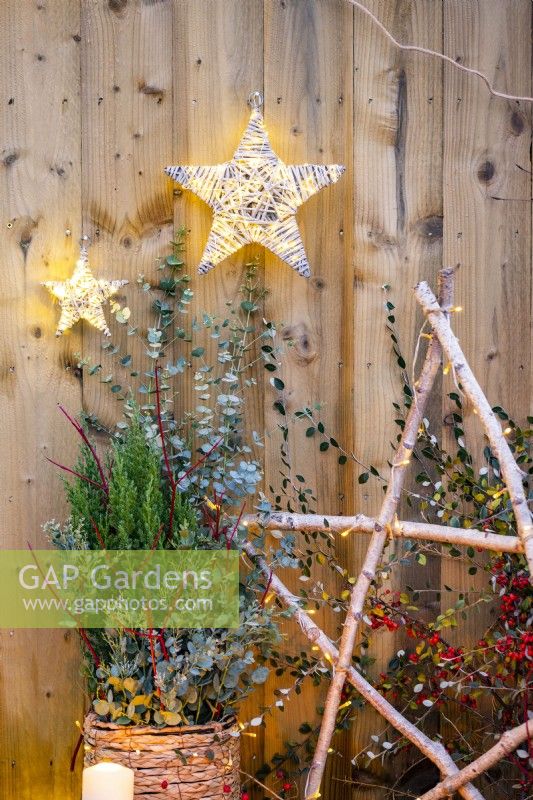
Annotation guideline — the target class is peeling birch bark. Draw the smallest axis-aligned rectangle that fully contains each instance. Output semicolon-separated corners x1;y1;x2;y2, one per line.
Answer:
415;281;533;576
417;722;530;800
303;269;455;800
244;512;521;554
243;540;484;800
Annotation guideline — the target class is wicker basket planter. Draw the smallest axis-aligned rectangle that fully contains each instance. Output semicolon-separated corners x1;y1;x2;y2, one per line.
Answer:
83;712;240;799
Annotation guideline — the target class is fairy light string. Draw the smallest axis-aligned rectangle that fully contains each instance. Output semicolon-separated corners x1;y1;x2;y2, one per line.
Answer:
165;92;345;277
43;236;128;337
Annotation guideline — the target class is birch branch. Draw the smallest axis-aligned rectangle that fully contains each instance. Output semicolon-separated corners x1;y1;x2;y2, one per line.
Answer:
417;722;530;800
415;281;533;577
304;268;455;800
244;512;522;554
243;539;483;800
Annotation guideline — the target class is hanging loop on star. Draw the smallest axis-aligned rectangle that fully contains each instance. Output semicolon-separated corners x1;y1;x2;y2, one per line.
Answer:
164;96;345;278
79;234;91;255
248;90;264;110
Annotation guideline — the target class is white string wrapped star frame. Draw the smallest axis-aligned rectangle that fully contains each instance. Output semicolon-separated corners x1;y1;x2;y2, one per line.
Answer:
165;92;345;277
43;237;128;337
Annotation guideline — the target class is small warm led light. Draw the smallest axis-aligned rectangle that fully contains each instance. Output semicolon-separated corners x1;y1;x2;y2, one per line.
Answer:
43;240;128;337
503;427;512;435
165;94;344;278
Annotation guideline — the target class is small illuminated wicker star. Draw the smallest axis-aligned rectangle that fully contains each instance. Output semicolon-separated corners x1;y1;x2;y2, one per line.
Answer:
165;93;345;277
43;239;128;337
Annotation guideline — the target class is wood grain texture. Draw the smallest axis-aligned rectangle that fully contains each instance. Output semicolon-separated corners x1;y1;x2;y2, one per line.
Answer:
0;1;84;797
171;0;265;786
263;1;354;797
81;0;175;426
0;1;532;798
351;2;443;795
441;0;532;775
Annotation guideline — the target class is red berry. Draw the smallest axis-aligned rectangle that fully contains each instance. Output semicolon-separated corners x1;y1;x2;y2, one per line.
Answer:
223;785;232;794
241;794;250;800
283;783;292;792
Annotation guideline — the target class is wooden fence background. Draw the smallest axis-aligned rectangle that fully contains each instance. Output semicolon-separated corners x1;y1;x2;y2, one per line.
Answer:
0;1;531;798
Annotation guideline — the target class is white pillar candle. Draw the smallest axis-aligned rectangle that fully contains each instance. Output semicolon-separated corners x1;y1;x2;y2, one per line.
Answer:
82;762;134;800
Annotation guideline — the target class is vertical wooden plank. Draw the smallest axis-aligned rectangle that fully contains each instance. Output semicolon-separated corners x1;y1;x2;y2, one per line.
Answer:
442;0;531;751
0;0;83;797
351;0;443;794
171;0;264;785
81;0;175;425
263;1;354;796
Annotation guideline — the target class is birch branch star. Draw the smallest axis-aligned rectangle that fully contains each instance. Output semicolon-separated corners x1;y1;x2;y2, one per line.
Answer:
165;107;345;277
43;243;128;337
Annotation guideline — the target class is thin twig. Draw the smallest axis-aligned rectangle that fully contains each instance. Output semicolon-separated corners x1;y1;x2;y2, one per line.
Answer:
239;769;285;800
58;404;109;494
417;722;530;800
45;457;106;493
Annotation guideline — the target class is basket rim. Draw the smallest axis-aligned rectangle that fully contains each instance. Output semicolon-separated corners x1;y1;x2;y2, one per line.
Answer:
84;710;238;737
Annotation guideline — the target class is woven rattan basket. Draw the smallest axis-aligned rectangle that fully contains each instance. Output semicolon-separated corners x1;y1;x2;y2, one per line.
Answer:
83;712;240;799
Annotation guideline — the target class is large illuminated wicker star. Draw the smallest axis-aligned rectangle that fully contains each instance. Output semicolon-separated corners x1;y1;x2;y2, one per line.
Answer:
43;242;128;337
165;108;345;277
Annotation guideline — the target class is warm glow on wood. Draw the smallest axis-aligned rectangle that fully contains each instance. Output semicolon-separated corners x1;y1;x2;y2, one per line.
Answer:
42;241;128;337
165;103;344;277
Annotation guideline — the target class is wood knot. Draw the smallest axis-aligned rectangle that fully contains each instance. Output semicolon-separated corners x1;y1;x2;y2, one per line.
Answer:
281;322;317;365
414;215;443;240
368;229;398;249
310;276;326;291
138;81;165;96
108;0;127;10
510;110;525;135
3;150;19;167
477;160;495;183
